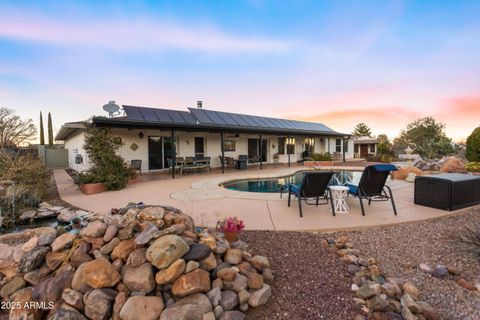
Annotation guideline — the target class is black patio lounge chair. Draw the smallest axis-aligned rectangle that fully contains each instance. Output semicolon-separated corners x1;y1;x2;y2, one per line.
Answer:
287;171;336;217
347;164;398;216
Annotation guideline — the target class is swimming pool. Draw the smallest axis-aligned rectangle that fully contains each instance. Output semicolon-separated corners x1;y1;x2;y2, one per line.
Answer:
221;170;364;193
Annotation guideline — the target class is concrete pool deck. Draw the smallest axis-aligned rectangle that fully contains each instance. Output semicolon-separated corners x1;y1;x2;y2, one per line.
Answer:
54;167;468;231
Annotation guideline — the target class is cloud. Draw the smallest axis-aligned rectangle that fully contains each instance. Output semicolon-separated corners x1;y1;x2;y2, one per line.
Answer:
0;9;291;53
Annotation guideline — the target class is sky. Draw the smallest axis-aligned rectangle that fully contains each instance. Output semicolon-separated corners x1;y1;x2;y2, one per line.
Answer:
0;0;479;142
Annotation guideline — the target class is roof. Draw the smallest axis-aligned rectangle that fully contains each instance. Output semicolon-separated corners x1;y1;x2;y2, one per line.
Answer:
353;138;378;144
55;121;88;141
90;105;349;137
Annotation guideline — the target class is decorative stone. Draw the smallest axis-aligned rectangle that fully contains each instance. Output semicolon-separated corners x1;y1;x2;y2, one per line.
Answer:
123;262;155;293
113;291;127;320
214;306;224;319
457;278;478;291
419;263;433;274
400;294;421;313
172;268;211;297
185;260;200;273
217;268;237;282
183;243;212;261
80;221;107;238
100;238;120;255
119;296;165;320
368;296;389;311
155;259;185;285
247;272;263;289
82;258;121;289
21;236;38;252
111;239;136;262
46;251;68;270
225;249;242;265
0;276;26;298
83;289;115;320
219;311;246;320
146;235;189;269
203;312;216;320
446;265;461;275
248;284;271;307
135;223;159;245
126;248;147;267
221;290;239;311
174;293;213;314
402;282;419;300
52;233;76;252
356;284;376;300
401;307;416;320
19;210;37;221
18;246;50;273
38;232;57;246
207;287;222;307
200;252;217;271
262;268;274;284
103;225;118;243
159;304;203;320
224;274;248;293
62;288;84;310
432;265;449;278
238;290;250;305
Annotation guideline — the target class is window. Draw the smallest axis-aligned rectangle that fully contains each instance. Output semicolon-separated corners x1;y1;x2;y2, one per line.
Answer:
278;137;285;154
354;144;359;153
194;137;205;157
336;139;341;152
223;140;236;152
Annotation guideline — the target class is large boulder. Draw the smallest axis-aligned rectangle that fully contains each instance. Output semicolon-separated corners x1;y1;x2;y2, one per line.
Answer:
17;246;50;273
83;289;115;320
119;296;165;320
146;235;189;269
80;221;107;238
111;239;136;262
51;233;76;252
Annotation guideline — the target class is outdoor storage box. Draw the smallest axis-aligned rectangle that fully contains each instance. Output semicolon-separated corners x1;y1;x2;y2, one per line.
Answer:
236;155;248;170
414;173;480;211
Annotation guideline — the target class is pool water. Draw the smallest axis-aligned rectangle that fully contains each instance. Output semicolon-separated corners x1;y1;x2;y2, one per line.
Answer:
222;170;364;193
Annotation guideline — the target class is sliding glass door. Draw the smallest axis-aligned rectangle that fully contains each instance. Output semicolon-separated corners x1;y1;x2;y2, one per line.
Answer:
148;136;163;170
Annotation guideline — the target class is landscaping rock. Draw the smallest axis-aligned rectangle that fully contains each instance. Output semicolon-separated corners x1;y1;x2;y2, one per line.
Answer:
159;304;203;320
219;311;246;320
217;268;237;282
185;260;200;273
82;258;121;289
126;247;147;267
122;262;155;293
46;251;68;270
155;258;185;285
221;290;239;311
134;223;159;245
111;239;136;261
174;293;213;314
199;252;218;271
247;272;263;289
183;243;212;261
83;289;115;320
356;284;376;300
103;225;118;242
225;249;243;265
248;284;271;307
51;233;76;252
146;235;189;269
402;281;419;300
432;265;449;278
400;294;421;313
224;273;248;292
18;245;50;273
80;221;107;238
100;237;120;255
0;276;26;298
119;296;165;320
207;287;222;307
172;268;211;297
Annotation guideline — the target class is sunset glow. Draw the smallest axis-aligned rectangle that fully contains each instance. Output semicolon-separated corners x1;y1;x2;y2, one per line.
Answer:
0;1;479;141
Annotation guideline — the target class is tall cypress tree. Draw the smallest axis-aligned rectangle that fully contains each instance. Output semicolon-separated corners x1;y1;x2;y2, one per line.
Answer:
39;112;45;145
47;112;53;146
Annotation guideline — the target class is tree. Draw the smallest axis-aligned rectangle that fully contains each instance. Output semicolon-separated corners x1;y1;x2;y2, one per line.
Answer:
376;134;392;155
47;112;53;146
39;112;45;145
393;117;454;159
466;127;480;162
352;123;372;137
0;107;37;147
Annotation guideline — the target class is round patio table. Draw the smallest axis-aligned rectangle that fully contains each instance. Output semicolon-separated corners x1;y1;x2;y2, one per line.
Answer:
329;185;349;214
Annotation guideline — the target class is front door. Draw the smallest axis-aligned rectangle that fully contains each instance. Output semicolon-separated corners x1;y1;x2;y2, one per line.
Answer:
194;137;205;158
148;136;163;170
360;145;369;157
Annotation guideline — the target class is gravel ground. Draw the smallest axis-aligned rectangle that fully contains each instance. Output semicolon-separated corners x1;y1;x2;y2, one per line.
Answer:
339;208;480;320
242;231;361;320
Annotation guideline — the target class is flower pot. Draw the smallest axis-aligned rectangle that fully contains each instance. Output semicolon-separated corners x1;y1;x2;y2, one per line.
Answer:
224;231;239;242
79;183;106;195
304;161;333;167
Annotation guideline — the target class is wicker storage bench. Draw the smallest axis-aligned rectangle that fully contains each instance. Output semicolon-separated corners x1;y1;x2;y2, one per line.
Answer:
414;173;480;211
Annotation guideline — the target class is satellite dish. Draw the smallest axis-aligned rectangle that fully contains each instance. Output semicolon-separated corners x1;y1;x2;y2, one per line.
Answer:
103;100;121;117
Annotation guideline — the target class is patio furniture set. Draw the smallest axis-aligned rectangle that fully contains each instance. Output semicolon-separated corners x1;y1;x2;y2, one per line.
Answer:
284;164;399;217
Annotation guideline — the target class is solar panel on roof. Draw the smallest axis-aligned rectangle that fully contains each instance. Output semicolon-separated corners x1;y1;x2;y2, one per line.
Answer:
179;111;196;124
258;117;276;128
227;113;250;126
167;110;186;123
204;110;228;125
215;112;238;126
123;106;144;121
189;109;213;124
139;108;158;122
154;109;173;122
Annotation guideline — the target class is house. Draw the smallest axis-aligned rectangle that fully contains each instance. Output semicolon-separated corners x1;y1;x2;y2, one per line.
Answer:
55;102;354;174
353;136;378;158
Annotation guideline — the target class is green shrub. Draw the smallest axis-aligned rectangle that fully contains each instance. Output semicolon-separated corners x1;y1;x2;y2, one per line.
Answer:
466;127;480;162
311;153;332;161
380;154;393;163
465;162;480;172
81;127;134;190
0;152;49;217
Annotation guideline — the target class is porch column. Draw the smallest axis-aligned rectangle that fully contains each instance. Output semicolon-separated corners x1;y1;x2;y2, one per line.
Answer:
342;138;346;162
288;136;291;168
171;129;176;179
259;134;263;170
220;131;225;174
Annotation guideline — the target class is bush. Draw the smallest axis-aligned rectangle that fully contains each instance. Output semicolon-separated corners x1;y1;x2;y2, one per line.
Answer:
457;213;480;258
380;154;393;163
81;127;134;190
311;153;332;161
465;162;480;172
0;152;49;215
466;127;480;162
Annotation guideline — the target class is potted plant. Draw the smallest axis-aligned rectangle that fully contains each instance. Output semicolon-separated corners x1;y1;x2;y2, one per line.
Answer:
78;171;106;195
217;217;245;242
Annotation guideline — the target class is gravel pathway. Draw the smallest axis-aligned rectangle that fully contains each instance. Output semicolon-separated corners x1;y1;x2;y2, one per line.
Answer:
242;231;361;320
339;209;480;320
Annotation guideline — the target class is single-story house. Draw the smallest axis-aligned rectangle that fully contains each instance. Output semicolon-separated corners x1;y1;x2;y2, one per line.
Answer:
55;103;354;174
353;136;378;158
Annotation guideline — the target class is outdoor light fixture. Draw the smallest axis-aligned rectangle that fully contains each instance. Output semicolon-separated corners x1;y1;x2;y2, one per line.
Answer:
138;132;144;139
